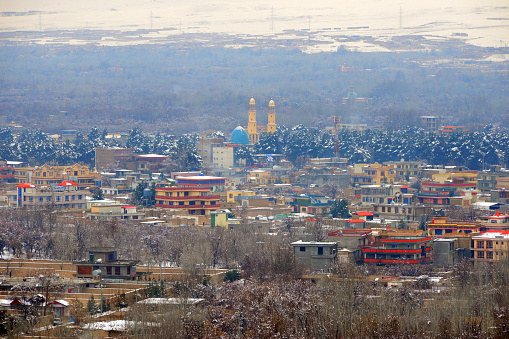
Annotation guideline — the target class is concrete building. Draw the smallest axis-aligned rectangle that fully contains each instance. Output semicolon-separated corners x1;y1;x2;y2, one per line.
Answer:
420;116;445;132
8;181;87;210
95;147;134;170
212;146;235;169
433;238;459;267
351;163;396;186
87;204;145;221
292;240;338;271
360;184;412;207
74;247;142;280
471;231;509;266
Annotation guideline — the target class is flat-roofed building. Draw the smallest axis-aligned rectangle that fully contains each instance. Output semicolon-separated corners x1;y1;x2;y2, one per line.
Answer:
292;240;338;271
471;231;509;266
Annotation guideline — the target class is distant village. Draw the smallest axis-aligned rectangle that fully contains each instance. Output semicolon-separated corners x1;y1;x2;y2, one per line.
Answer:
0;98;508;337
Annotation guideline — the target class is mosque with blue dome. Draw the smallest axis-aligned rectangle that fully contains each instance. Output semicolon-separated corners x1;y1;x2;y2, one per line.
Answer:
230;97;276;145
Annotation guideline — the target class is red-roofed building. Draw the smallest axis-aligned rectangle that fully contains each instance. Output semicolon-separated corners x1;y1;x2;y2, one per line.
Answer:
362;236;432;264
352;211;374;221
8;181;87;210
345;219;366;229
482;210;509;230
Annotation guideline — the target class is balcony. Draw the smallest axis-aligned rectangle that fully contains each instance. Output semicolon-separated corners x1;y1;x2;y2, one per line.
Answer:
155;195;220;200
155;204;220;209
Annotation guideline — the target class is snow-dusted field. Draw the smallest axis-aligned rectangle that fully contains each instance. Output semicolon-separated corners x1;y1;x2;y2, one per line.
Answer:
1;0;508;49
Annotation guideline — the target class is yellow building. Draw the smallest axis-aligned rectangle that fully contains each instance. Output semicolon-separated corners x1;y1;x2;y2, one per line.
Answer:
15;163;99;191
432;171;477;186
267;99;276;134
247;97;259;144
227;190;256;203
351;163;396;186
246;97;277;144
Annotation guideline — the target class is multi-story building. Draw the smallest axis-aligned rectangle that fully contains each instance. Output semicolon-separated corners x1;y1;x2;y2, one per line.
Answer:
482;210;509;230
155;186;220;216
176;175;226;192
372;204;430;221
427;217;482;236
87;204;145;221
134;154;169;172
292;240;338;271
360;184;412;207
14;163;100;191
0;161;25;183
433;238;460;267
432;171;477;186
384;161;422;180
212;145;235;169
9;181;87;210
471;231;509;266
351;163;396;186
288;194;334;216
420;116;445;132
196;136;224;165
416;180;476;205
226;190;256;203
95;147;134;170
478;166;509;192
74;247;141;280
362;235;432;264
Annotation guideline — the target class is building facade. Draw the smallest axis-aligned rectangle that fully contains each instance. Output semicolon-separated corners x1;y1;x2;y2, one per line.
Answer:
155;186;220;216
292;240;338;271
471;231;509;266
362;236;432;264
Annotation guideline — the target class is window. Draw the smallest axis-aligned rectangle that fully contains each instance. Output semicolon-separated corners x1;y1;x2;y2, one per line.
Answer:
115;267;121;275
56;196;61;202
106;267;112;275
78;195;82;200
486;241;493;249
46;196;51;202
318;247;324;255
477;241;484;249
477;251;484;259
127;267;131;275
487;252;493;260
65;196;69;201
300;247;306;252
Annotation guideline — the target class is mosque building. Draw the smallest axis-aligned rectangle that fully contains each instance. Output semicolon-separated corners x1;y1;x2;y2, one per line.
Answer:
245;97;277;144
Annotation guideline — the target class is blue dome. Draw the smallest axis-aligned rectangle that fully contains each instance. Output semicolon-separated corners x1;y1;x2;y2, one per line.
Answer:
230;126;250;144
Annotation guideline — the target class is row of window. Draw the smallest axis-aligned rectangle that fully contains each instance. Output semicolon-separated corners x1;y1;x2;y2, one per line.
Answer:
94;266;130;275
373;206;413;214
158;200;216;206
476;251;504;259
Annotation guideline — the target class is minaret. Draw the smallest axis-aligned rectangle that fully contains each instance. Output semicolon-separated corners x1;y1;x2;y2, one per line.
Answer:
247;97;258;144
267;99;276;134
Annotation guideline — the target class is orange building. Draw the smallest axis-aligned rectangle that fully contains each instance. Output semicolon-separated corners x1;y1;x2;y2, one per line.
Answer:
471;231;509;265
154;186;220;216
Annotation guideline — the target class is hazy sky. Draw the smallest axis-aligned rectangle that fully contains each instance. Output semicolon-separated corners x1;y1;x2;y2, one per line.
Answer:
1;0;508;47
